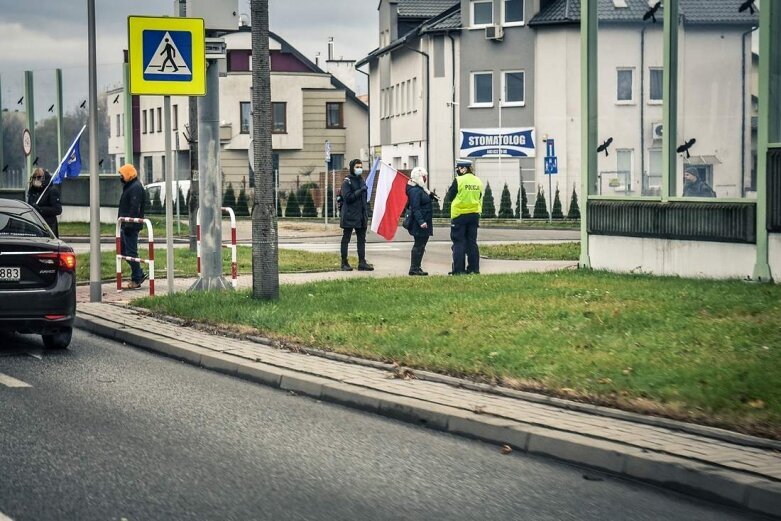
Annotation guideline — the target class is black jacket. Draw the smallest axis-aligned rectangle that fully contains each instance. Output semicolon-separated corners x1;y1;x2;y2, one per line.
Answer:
118;177;146;231
406;184;433;238
340;174;369;229
683;180;716;198
27;172;62;237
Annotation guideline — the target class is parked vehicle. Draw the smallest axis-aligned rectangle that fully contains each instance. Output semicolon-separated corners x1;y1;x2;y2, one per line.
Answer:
0;199;76;349
145;180;191;208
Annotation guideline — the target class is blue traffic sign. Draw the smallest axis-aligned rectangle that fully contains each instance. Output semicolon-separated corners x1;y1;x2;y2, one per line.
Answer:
142;30;193;82
544;156;558;175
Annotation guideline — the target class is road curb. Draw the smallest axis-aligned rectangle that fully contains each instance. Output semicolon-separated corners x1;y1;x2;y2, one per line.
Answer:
74;313;781;519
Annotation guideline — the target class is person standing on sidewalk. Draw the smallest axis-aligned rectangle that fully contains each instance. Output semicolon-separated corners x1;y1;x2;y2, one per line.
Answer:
447;159;483;275
405;167;435;276
339;159;374;272
117;164;147;290
27;168;62;238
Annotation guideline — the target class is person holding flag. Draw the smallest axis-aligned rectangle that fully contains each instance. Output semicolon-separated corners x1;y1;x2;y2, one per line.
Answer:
27;168;62;237
339;159;374;272
405;167;436;276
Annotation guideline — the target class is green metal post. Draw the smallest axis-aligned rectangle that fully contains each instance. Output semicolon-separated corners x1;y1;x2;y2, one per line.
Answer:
579;0;597;268
752;2;773;282
24;71;35;176
55;69;64;161
662;0;678;200
123;63;134;167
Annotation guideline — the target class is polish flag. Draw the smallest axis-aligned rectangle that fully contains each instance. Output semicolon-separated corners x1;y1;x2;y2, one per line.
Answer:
370;162;409;241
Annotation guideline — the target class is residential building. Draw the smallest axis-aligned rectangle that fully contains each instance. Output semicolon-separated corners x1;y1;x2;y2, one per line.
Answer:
107;26;368;196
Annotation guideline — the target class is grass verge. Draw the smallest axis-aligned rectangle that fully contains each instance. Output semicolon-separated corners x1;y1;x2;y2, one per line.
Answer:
133;271;781;438
481;242;580;261
59;217;190;238
76;246;354;282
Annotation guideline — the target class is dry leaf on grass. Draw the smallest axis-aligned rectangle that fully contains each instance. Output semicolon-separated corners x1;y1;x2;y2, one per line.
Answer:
500;445;513;455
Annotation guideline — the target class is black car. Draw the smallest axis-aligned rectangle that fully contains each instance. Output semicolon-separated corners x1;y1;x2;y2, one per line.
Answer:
0;199;76;349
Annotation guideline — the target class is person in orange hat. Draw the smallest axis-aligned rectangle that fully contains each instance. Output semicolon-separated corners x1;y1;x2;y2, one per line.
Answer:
117;164;147;289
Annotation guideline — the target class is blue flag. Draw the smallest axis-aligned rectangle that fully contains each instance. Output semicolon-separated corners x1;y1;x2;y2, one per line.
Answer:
52;138;82;185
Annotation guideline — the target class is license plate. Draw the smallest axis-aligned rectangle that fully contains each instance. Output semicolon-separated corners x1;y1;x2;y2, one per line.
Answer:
0;267;21;281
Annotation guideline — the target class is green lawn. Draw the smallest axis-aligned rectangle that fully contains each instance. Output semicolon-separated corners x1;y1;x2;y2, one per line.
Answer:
59;217;190;238
76;246;354;282
482;242;580;261
133;271;781;437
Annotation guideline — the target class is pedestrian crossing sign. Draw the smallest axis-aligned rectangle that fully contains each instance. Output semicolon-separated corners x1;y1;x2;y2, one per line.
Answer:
128;16;206;96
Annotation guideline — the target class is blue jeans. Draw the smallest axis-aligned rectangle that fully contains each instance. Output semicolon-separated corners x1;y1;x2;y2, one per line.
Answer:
120;227;146;284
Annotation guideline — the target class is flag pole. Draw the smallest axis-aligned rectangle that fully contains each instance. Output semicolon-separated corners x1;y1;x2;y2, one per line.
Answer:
35;124;87;204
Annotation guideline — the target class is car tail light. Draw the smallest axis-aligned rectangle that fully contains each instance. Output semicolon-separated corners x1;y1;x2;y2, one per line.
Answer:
36;252;77;272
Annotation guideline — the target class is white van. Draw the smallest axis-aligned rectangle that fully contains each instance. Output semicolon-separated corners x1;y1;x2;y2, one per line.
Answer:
145;180;191;207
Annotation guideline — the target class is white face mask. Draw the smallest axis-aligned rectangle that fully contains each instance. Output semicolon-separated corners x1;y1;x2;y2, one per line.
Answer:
354;168;363;175
32;179;43;188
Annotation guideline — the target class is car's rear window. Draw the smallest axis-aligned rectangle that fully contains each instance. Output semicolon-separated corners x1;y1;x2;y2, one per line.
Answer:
0;210;53;238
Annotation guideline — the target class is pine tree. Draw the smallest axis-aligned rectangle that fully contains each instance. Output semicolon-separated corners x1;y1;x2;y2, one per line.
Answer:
150;191;163;215
551;186;564;220
441;190;452;218
521;185;531;218
235;188;250;216
515;188;521;219
223;182;237;210
322;185;334;217
498;183;513;218
431;190;441;218
533;187;549;219
177;188;187;216
285;191;301;217
567;186;581;220
481;182;496;219
277;192;284;217
301;189;317;217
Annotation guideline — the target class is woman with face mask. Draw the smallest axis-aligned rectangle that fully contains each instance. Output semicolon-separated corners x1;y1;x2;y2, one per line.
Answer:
405;167;435;276
26;167;62;238
339;159;374;271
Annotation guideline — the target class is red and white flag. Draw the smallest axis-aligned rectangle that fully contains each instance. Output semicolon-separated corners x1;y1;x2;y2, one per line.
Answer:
370;162;409;240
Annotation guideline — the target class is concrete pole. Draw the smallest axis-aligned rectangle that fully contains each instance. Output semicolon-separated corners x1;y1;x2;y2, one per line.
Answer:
190;59;230;291
87;0;102;302
24;71;35;176
164;96;175;293
123;63;134;167
55;69;64;161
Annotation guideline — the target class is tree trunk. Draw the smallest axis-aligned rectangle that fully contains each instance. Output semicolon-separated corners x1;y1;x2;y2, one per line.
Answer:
251;0;279;299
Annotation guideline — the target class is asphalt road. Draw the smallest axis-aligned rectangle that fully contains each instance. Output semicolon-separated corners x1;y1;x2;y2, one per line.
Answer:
0;331;761;521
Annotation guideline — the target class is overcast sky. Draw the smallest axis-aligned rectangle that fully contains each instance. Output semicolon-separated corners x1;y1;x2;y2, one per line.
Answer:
0;0;377;115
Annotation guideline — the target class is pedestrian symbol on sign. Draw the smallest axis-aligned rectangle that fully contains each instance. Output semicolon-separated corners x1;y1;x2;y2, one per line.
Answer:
143;30;192;82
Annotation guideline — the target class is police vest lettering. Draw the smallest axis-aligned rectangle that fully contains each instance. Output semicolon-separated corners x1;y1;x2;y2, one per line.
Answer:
467;134;527;147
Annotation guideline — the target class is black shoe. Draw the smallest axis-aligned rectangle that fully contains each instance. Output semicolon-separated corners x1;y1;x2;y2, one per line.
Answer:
341;262;353;272
449;271;467;276
357;262;374;271
409;268;428;276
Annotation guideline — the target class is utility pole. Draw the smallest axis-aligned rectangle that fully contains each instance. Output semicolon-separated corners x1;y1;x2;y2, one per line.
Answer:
180;0;199;253
87;0;102;302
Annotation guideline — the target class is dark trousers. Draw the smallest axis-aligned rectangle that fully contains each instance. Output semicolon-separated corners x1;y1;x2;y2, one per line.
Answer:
450;213;480;274
410;235;429;270
341;227;367;263
120;227;145;283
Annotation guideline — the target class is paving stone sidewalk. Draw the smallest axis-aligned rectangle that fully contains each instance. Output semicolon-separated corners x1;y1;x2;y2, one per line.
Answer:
75;303;781;518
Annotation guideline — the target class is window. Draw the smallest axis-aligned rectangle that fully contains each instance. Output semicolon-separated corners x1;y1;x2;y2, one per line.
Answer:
504;0;524;24
649;68;663;103
502;70;525;106
771;6;781;143
471;72;493;107
617;68;634;103
142;110;148;134
616;149;633;192
409;156;419;168
329;154;344;171
326;102;344;129
272;102;286;133
157;107;162;132
150;109;155;134
173;105;178;131
412;78;418;110
471;0;493;27
646;149;663;195
116;115;121;137
144;156;153;184
240;102;251;134
161;155;166;180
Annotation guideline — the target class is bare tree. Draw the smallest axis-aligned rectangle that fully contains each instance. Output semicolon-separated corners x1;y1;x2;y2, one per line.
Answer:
251;0;279;299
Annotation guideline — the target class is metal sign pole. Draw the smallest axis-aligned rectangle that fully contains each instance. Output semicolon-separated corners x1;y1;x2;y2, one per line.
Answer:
324;140;330;226
175;131;181;236
164;96;175;294
87;0;101;302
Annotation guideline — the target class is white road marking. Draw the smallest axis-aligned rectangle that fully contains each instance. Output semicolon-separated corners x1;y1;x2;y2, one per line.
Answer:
0;372;32;388
0;510;16;520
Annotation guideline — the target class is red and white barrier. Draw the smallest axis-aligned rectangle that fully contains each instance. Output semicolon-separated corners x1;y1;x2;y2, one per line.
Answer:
115;217;155;296
196;207;237;288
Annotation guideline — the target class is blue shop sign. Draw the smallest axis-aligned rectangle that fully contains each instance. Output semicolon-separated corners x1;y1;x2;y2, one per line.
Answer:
459;128;536;158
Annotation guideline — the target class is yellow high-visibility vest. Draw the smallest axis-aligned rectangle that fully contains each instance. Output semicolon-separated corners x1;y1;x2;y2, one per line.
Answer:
450;173;483;219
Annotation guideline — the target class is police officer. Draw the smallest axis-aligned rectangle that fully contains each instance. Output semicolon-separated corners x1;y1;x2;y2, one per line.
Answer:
447;159;483;275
